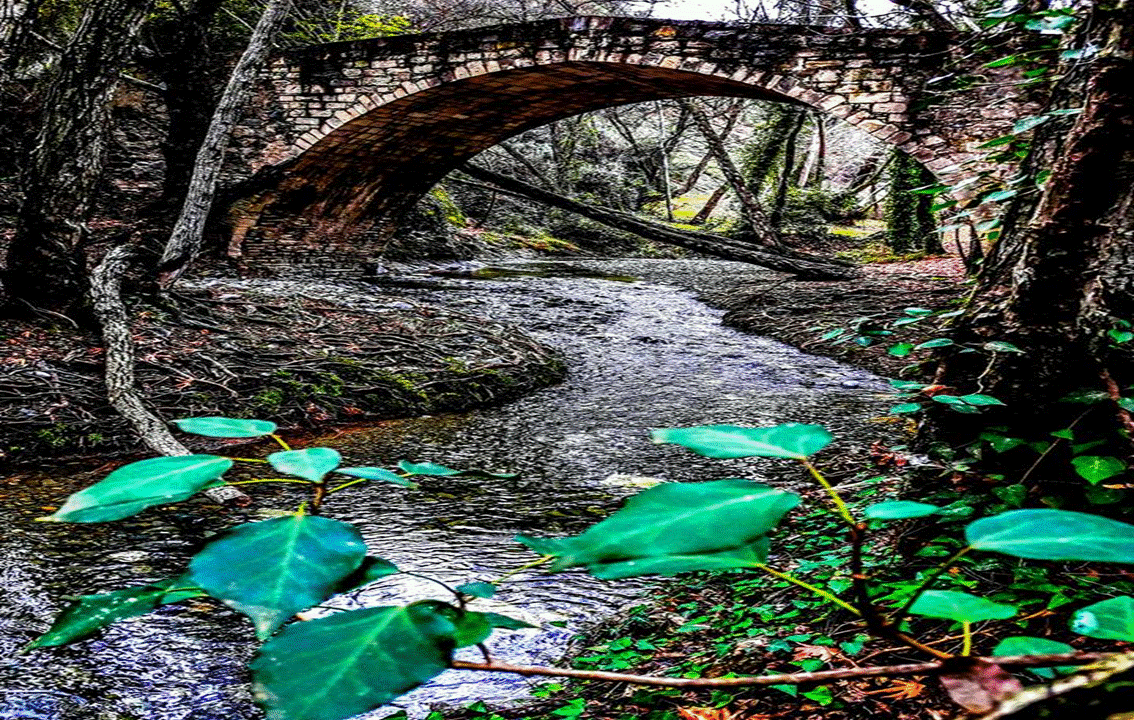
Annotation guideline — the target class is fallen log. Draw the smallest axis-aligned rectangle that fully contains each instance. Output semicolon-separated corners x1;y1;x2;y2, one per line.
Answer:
458;163;858;280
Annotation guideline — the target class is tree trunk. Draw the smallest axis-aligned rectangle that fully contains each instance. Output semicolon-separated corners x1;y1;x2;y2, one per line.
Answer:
933;0;1134;475
679;99;744;196
2;0;155;314
157;0;293;288
459;163;857;280
771;110;806;230
680;98;779;246
691;183;728;225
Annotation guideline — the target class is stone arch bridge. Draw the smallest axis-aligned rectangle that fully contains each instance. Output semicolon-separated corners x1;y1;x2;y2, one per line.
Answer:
222;16;1033;275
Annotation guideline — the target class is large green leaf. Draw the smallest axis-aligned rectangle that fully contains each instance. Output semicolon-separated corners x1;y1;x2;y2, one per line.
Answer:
965;509;1134;563
46;455;233;523
864;501;940;520
1070;456;1126;484
992;636;1076;679
516;480;798;573
336;466;415;487
1071;596;1134;641
173;416;277;438
908;590;1017;623
586;539;771;579
29;578;204;648
251;604;456;720
332;556;400;594
188;515;367;638
650;424;832;460
267;448;341;483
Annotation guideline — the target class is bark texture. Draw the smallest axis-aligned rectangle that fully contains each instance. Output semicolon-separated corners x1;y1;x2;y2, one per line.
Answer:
935;1;1134;440
3;0;155;313
157;0;293;287
461;163;857;280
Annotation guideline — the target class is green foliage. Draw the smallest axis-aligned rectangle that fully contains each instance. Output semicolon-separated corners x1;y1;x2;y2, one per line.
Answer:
33;417;1134;720
44;455;232;522
173;417;278;438
251;603;457;720
908;590;1017;623
1071;597;1134;641
885;151;940;254
651;423;832;460
992;636;1076;679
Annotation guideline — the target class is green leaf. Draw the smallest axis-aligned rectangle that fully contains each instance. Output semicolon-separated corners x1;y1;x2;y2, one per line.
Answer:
517;479;798;575
983;189;1018;203
251;604;456;720
28;579;198;648
1071;456;1126;484
914;338;954;350
958;394;1006;406
267;448;341;483
481;612;538;630
396;460;516;478
46;455;233;523
984;342;1025;355
984;54;1020;68
908;590;1017;623
864;501;940;520
651;423;832;460
932;395;967;406
173;416;277;438
904;307;935;317
456;582;497;599
981;432;1027;452
887;343;915;357
890;380;928;391
336;466;415;487
992;636;1075;679
586;539;771;579
1012;115;1052;134
890;403;923;415
1109;329;1134;344
333;556;400;594
1118;398;1134;413
188;515;367;638
1071;596;1134;641
966;509;1134;563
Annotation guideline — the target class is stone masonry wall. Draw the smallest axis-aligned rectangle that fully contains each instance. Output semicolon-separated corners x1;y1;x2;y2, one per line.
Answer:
221;16;1039;276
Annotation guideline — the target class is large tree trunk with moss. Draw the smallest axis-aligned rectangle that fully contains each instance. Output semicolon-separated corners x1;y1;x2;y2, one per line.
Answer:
932;1;1134;484
2;0;155;315
460;163;857;280
886;150;940;254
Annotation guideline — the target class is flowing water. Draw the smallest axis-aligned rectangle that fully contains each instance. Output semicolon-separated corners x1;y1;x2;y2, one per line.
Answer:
0;259;891;720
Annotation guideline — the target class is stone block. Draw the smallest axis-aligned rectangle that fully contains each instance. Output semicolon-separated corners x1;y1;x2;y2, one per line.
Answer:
849;92;891;104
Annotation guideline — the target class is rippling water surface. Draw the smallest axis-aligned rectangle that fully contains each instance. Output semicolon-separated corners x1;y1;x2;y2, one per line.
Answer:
0;259;889;720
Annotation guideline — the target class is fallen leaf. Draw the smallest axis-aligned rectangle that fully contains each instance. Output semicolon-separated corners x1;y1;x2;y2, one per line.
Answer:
940;659;1023;713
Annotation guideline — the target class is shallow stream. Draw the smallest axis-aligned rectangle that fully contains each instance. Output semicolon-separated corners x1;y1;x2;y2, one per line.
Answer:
0;259;890;720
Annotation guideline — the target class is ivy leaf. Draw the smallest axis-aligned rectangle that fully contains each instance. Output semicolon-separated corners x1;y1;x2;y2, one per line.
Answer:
958;394;1005;406
332;556;400;594
1012;115;1052;134
908;590;1017;623
251;604;456;720
914;338;954;350
1071;596;1134;641
267;448;341;483
45;455;233;523
966;509;1134;563
864;501;940;520
188;515;367;638
890;403;923;415
28;578;201;648
517;480;798;575
1071;456;1126;484
888;343;915;357
1108;329;1134;344
173;417;277;438
456;582;497;599
336;466;416;488
992;636;1076;679
651;423;832;460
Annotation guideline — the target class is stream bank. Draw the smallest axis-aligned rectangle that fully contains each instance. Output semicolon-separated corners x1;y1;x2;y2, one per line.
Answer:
0;279;565;465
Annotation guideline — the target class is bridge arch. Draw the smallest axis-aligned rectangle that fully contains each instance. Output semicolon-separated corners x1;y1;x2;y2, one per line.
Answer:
224;17;1030;275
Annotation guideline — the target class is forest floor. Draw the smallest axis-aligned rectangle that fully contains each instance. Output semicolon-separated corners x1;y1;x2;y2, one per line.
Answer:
0;278;565;465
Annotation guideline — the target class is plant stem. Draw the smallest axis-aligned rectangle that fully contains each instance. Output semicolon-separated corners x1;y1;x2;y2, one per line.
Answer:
229;457;269;463
450;652;1115;688
225;478;312;486
889;546;972;626
962;622;973;656
492;555;554;585
325;477;371;495
753;563;860;616
801;459;856;526
270;434;292;451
